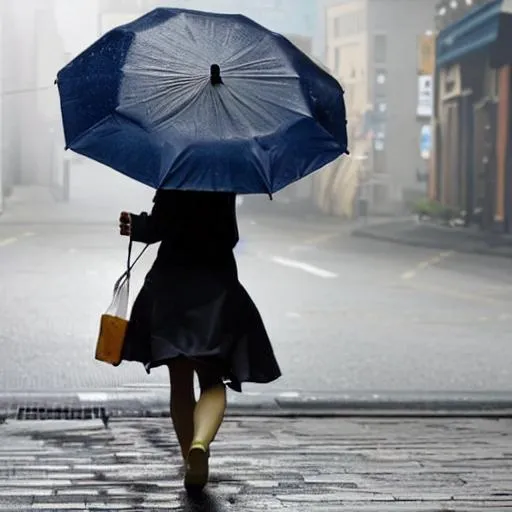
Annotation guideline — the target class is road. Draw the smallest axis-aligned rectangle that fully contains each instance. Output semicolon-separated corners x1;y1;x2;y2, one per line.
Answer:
1;209;512;402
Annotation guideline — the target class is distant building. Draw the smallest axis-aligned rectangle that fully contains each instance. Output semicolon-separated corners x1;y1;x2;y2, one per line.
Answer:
325;0;437;214
98;0;316;37
1;0;66;199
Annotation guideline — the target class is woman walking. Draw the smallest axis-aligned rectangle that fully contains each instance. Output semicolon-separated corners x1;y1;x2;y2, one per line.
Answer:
118;189;281;493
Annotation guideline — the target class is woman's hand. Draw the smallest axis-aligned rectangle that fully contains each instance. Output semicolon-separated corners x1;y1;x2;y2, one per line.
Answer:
119;211;132;237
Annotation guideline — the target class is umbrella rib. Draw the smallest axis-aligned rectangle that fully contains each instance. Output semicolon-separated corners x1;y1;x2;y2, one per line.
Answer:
250;154;274;195
224;73;298;80
223;58;292;74
221;31;270;69
154;85;206;132
224;84;308;122
66;110;148;150
123;65;197;77
120;79;205;122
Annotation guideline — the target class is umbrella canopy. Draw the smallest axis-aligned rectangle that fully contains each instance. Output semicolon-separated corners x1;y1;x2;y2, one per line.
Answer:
57;8;348;195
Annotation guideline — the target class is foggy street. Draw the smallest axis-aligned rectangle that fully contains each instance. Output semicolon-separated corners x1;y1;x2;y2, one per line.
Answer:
1;1;512;509
1;0;511;411
1;209;512;402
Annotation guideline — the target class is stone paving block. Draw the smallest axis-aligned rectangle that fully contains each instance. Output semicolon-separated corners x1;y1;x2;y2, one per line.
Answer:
277;492;395;503
19;465;71;472
0;479;72;487
55;489;100;496
30;504;87;510
83;505;133;511
138;504;182;510
244;479;280;488
0;489;50;497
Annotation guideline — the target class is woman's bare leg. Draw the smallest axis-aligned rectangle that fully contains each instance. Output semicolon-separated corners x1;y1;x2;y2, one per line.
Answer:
184;364;226;492
168;358;196;460
192;367;227;449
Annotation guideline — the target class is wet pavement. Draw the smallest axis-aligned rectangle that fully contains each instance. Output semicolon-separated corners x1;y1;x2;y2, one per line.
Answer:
0;415;511;511
1;201;512;400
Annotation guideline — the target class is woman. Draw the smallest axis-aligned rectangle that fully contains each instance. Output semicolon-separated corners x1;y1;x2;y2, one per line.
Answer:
118;189;281;492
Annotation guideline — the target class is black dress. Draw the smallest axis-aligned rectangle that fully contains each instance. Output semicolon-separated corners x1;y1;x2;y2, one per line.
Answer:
121;189;281;392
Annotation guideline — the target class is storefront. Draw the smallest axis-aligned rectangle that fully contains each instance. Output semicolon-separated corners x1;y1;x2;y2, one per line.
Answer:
432;0;512;231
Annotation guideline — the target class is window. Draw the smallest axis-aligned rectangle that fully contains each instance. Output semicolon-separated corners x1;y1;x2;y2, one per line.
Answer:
375;69;387;97
332;10;365;39
334;47;341;75
334;17;341;38
374;34;387;64
373;146;387;177
376;101;388;116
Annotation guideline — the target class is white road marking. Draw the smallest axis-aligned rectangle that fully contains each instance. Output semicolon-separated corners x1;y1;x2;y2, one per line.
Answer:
78;393;109;402
0;237;17;247
0;232;34;247
271;256;338;279
286;312;302;319
302;232;339;246
401;251;454;280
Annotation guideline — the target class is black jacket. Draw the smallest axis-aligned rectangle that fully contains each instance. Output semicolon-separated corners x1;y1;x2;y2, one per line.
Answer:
130;189;239;268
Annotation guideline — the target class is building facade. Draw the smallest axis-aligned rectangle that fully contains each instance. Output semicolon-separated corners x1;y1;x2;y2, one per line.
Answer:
325;0;437;214
432;0;512;231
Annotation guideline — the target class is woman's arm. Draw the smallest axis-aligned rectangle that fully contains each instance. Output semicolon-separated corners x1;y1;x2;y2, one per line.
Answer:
119;192;167;245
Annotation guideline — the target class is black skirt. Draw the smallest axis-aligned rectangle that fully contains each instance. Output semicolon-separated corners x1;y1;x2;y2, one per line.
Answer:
121;253;281;392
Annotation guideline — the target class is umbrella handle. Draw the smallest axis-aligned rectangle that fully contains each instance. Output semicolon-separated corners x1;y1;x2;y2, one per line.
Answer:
210;64;223;86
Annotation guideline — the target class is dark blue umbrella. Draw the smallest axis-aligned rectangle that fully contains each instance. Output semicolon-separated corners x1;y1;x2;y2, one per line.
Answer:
56;8;348;195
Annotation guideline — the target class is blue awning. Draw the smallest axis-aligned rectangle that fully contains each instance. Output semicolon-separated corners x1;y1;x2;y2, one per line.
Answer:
436;0;508;68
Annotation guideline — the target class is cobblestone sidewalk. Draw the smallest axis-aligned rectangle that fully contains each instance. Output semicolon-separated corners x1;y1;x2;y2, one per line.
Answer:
0;416;511;511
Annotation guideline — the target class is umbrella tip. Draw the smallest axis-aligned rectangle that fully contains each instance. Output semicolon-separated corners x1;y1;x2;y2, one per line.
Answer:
210;64;223;86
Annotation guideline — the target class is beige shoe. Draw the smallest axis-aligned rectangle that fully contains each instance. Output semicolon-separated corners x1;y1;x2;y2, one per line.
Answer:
184;442;209;493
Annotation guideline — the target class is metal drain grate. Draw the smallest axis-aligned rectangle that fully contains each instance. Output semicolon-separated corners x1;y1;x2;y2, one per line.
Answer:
16;406;109;425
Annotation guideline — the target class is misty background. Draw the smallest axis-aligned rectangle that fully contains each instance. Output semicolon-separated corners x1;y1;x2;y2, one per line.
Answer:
0;0;511;403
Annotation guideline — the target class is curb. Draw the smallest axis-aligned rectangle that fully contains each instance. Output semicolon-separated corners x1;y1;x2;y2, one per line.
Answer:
352;228;512;260
2;391;512;419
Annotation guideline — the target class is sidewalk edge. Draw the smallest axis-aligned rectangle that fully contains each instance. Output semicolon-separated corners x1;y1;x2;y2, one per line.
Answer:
2;392;512;419
352;227;512;259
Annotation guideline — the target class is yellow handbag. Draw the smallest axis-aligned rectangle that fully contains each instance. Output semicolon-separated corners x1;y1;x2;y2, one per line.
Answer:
96;240;149;366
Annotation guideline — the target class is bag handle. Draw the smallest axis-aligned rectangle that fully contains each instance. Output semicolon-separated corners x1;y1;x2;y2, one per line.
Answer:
113;240;150;294
127;239;150;276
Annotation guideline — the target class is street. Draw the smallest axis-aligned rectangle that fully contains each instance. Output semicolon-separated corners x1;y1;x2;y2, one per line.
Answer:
1;209;512;402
